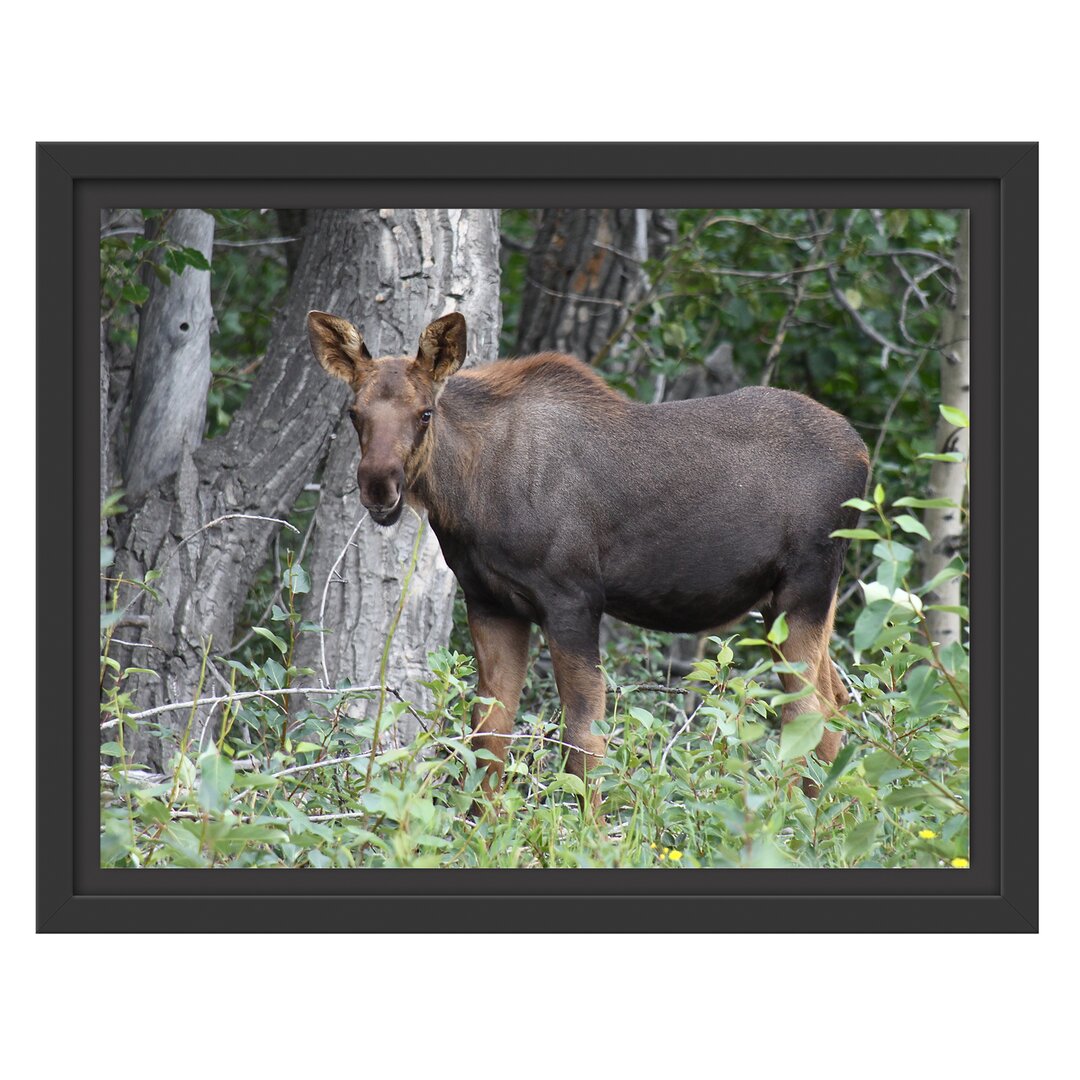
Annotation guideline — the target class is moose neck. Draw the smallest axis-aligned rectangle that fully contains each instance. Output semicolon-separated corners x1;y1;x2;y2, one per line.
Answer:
408;379;486;533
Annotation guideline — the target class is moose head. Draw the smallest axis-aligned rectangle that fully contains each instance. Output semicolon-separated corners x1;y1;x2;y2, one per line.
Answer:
306;310;467;525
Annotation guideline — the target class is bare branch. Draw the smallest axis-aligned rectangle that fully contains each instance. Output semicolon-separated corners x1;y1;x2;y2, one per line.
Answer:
101;684;382;728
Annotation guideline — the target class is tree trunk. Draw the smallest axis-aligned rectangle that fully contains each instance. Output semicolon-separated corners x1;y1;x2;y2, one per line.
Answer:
515;209;671;364
113;210;487;768
294;210;501;745
924;210;970;649
124;210;215;501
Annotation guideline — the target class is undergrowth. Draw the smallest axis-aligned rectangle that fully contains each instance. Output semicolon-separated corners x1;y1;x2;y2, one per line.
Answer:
100;481;969;870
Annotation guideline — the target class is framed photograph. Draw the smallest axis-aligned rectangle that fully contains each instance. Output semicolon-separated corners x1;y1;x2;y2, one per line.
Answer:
38;142;1037;932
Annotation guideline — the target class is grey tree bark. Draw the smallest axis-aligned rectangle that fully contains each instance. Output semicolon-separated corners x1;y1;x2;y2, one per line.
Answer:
515;209;672;363
293;210;501;745
123;210;215;501
924;210;970;649
113;210;478;768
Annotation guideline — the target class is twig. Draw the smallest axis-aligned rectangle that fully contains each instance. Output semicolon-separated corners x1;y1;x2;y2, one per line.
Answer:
760;216;832;387
869;350;929;477
213;237;297;249
227;489;322;655
608;682;688;695
365;511;427;789
101;684;381;728
824;260;917;358
169;514;299;565
319;511;369;686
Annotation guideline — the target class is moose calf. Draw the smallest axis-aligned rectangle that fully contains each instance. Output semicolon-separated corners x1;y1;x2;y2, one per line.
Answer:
308;310;868;801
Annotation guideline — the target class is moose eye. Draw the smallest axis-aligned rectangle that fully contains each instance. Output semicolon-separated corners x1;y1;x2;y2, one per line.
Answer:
419;410;433;426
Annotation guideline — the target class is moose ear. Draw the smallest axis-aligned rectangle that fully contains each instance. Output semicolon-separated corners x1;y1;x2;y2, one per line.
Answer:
307;311;374;386
416;312;467;382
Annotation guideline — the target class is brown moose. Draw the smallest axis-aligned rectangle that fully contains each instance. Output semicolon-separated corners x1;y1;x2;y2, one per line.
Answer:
307;310;869;801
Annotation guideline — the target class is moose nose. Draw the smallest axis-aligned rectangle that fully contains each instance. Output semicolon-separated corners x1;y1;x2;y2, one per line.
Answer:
358;468;402;513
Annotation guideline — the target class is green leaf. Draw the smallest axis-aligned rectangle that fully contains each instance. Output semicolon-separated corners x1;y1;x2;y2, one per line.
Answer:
263;657;287;689
844;819;881;862
283;565;310;595
252;626;288;655
917;451;965;464
920;559;966;594
771;683;816;708
853;600;899;653
548;772;587;800
817;740;857;799
926;604;969;620
779;713;825;762
180;246;211;271
873;483;885;506
100;741;125;757
841;497;874;512
627;706;656;729
938;404;969;428
883;784;948;810
120;282;150;305
197;748;235;814
892;496;960;509
767;612;789;645
893;514;931;541
830;528;884;541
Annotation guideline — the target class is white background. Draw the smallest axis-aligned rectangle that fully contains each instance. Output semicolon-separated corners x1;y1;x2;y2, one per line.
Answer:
1;3;1068;1075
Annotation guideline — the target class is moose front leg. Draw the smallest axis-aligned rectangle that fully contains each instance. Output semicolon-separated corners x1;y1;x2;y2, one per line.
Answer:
467;606;532;794
545;626;607;803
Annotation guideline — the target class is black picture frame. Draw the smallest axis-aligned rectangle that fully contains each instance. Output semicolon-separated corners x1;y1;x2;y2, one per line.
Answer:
38;142;1037;933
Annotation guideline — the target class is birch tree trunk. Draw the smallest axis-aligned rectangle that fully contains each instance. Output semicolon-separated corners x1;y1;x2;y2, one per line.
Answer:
924;210;970;648
124;210;215;501
294;210;501;745
114;210;471;768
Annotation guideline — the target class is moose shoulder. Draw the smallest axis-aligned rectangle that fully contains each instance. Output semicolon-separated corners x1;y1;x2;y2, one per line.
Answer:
307;310;869;798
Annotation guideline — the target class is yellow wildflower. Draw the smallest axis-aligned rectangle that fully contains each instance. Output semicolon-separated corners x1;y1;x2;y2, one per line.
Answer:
950;857;969;869
649;842;656;849
918;829;937;839
668;850;683;862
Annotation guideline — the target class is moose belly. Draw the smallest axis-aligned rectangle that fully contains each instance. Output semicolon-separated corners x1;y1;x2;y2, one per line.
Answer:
604;576;773;634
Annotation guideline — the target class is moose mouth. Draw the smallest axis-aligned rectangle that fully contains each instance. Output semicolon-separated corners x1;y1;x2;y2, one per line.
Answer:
367;498;404;527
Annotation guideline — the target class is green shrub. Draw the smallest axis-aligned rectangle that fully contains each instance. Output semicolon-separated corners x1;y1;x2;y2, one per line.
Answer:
100;470;968;870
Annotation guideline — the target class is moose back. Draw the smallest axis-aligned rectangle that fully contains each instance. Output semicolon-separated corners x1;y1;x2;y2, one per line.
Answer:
307;310;869;797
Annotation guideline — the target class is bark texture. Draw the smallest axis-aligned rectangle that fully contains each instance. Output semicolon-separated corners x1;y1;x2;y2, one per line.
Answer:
924;211;970;648
515;209;672;363
124;210;215;501
294;210;501;744
113;210;492;768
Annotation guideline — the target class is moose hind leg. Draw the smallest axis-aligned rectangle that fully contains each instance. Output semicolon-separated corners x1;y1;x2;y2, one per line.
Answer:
467;607;532;794
773;602;842;792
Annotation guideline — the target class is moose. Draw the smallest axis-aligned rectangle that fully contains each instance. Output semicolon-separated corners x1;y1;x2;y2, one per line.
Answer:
307;310;869;802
